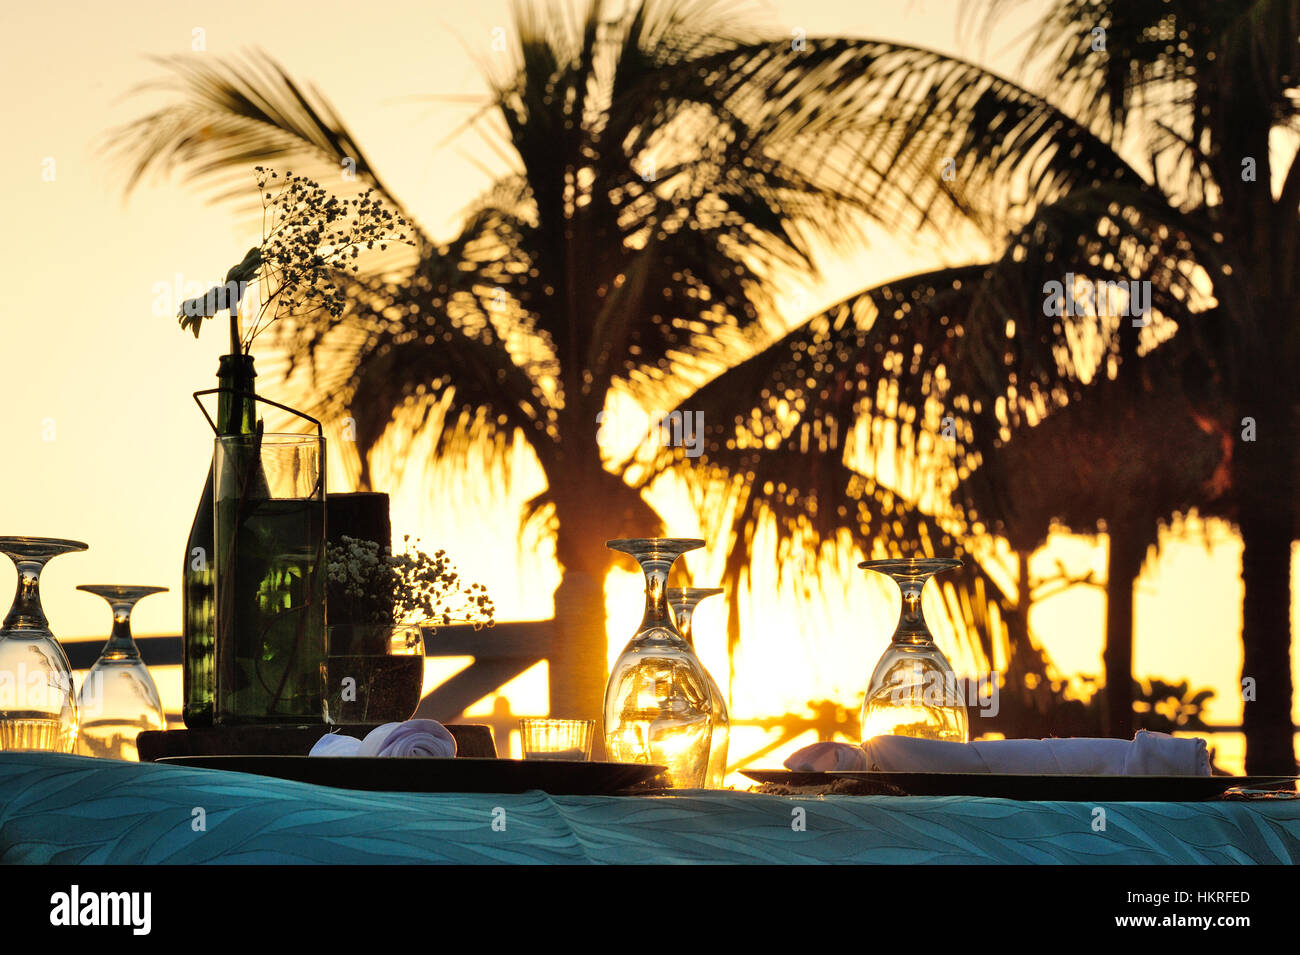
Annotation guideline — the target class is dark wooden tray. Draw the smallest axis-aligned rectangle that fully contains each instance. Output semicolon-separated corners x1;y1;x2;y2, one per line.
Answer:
741;769;1299;801
157;755;664;795
138;724;496;761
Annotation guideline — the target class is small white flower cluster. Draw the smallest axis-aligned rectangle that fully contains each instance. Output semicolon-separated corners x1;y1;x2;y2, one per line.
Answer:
326;534;494;629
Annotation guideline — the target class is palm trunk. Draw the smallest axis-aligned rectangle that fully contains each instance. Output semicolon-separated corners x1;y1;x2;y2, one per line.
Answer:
1222;104;1296;774
1236;400;1297;774
548;530;613;747
1102;523;1145;740
1006;550;1040;677
547;434;649;759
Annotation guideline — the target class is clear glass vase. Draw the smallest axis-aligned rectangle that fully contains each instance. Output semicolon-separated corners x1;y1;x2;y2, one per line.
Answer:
859;558;969;743
0;537;86;752
667;586;730;789
75;585;168;760
214;432;326;724
604;538;712;788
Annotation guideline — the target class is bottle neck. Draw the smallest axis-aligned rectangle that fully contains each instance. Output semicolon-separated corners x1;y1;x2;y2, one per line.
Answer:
216;353;257;436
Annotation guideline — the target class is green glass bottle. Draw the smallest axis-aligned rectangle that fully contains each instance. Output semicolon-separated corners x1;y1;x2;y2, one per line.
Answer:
182;354;257;727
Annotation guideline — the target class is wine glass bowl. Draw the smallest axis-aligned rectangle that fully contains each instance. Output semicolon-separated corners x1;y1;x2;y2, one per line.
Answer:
606;538;706;561
0;536;88;752
858;557;970;744
859;558;963;581
74;585;168;760
666;586;730;789
604;538;713;788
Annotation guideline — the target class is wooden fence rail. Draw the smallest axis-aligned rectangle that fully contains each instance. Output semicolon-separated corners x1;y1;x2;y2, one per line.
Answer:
57;630;1298;746
61;621;553;724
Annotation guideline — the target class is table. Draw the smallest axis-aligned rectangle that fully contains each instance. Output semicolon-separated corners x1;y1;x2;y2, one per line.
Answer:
1;753;1297;864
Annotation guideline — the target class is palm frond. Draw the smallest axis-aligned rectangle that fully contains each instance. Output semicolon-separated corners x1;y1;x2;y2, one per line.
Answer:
987;0;1300;207
272;239;560;488
640;158;1231;660
682;452;1010;675
1001;0;1300;128
627;34;1157;240
468;5;1163;398
958;338;1232;552
107;49;407;218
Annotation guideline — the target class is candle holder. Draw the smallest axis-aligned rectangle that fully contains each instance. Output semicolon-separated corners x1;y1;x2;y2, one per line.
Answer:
519;718;595;760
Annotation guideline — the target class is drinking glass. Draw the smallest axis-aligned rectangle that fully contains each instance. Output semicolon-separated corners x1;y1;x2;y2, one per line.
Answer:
604;538;712;788
75;585;168;760
214;432;326;724
519;718;595;760
322;624;426;724
666;586;730;788
859;558;969;743
0;537;87;751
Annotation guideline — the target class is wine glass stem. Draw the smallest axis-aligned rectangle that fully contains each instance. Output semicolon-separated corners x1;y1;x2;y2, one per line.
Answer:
892;577;933;644
636;558;675;634
103;602;140;657
675;606;695;646
2;560;49;631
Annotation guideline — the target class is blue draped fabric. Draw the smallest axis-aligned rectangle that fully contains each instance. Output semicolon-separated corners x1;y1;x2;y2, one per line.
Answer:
1;753;1297;864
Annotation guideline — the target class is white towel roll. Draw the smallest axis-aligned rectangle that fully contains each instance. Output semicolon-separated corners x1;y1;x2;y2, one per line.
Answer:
860;730;1210;776
309;732;363;757
784;730;1211;776
359;720;457;758
309;720;457;758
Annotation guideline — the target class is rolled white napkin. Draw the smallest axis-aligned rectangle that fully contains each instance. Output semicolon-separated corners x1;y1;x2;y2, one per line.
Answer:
784;731;1210;776
309;720;458;758
361;720;457;757
1125;729;1210;776
782;740;871;772
310;733;363;757
864;730;1210;775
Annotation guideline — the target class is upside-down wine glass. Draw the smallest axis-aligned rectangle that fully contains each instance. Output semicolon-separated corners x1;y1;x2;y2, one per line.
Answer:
0;537;87;751
666;586;730;789
75;585;169;760
859;557;969;743
604;539;713;788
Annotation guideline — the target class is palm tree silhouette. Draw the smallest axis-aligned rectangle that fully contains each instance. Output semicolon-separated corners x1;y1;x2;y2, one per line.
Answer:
650;0;1296;772
114;1;1041;735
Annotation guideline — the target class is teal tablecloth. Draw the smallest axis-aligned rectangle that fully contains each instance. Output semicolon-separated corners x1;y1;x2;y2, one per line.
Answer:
1;754;1296;864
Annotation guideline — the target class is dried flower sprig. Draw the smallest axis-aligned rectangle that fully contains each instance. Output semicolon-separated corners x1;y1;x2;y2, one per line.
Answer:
176;166;412;354
326;535;495;629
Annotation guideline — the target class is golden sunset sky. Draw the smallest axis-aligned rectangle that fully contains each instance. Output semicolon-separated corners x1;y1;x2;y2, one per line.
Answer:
0;0;1295;774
